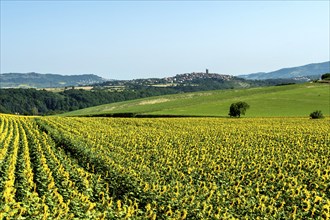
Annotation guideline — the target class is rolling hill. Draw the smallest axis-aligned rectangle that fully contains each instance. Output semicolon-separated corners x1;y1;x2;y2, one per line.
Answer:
0;72;107;88
60;83;330;117
239;61;330;80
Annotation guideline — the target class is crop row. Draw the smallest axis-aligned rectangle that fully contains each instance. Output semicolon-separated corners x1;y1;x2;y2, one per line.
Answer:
0;115;142;219
1;114;329;219
36;116;330;219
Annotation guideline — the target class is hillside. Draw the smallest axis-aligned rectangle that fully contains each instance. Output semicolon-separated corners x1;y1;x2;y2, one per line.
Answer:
0;72;107;88
1;72;301;116
0;87;181;115
239;61;330;80
95;72;302;90
60;83;330;117
1;71;298;91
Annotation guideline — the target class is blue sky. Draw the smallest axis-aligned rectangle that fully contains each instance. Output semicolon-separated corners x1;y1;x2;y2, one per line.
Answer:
1;1;329;80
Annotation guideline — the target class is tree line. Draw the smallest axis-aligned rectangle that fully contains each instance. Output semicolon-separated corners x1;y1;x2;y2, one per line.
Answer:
0;88;178;115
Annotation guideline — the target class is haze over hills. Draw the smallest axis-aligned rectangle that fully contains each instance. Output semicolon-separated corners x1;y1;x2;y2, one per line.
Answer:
239;61;330;80
0;71;289;90
0;72;107;88
1;61;329;89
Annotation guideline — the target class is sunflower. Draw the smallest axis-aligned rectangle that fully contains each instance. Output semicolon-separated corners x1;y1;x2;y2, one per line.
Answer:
302;199;311;212
314;196;323;205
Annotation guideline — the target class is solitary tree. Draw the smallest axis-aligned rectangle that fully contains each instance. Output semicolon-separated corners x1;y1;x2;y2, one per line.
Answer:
228;101;250;117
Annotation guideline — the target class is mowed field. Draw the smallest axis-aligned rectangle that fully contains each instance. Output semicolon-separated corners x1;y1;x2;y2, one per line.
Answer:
60;83;330;117
0;114;329;219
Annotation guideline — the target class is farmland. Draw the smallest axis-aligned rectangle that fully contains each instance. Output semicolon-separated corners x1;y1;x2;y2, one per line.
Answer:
1;114;329;219
60;83;330;117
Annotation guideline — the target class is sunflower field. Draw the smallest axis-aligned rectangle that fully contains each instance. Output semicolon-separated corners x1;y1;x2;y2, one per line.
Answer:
0;114;329;219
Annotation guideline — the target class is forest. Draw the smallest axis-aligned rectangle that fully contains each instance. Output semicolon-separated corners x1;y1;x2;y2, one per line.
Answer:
0;88;178;115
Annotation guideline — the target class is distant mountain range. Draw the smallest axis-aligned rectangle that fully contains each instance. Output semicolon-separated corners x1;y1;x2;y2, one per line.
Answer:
239;61;330;80
0;72;107;88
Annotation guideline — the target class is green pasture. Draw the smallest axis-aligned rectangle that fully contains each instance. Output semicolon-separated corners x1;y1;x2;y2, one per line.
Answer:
60;83;330;117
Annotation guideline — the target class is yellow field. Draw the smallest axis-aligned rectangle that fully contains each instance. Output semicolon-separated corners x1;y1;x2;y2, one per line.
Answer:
0;115;329;219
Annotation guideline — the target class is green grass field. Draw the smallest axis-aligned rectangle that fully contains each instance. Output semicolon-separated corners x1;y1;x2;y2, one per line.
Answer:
60;83;330;117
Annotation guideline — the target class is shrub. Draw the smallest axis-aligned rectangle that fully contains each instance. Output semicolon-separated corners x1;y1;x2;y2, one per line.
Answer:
309;110;324;119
